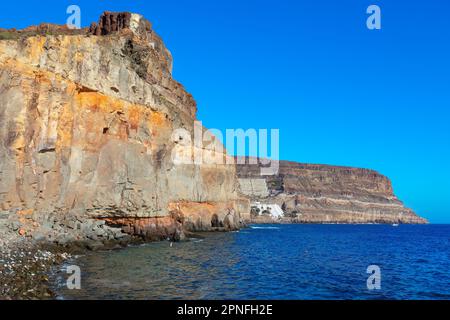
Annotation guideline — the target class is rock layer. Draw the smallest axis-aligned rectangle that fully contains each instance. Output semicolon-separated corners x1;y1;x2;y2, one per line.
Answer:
237;159;427;224
0;12;249;242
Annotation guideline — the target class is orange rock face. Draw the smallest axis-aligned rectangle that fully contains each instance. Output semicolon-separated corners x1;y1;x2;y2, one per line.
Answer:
103;216;183;241
0;12;249;241
168;201;241;231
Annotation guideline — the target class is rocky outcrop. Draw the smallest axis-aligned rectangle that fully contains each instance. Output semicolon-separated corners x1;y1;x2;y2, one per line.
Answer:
88;12;151;38
0;12;249;244
237;158;427;224
89;12;135;36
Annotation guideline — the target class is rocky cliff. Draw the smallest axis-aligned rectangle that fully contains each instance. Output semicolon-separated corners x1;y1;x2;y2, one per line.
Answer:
0;12;249;245
0;11;427;250
237;159;427;224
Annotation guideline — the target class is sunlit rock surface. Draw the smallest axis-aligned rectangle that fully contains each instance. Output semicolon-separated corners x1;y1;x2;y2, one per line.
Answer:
0;12;249;242
237;159;427;224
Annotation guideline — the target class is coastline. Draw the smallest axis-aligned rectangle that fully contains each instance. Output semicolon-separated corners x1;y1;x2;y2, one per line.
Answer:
245;216;428;225
0;236;145;300
0;10;432;300
1;218;430;300
0;214;145;300
0;223;226;299
0;240;68;299
48;224;450;300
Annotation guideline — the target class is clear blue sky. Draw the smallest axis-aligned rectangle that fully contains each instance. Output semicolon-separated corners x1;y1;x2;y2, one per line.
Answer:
1;0;449;223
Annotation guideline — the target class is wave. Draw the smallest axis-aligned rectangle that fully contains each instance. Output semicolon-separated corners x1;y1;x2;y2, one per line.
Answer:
250;226;280;230
189;238;204;243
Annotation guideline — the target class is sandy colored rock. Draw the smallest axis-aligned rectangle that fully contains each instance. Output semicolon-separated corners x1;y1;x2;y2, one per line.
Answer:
0;12;249;242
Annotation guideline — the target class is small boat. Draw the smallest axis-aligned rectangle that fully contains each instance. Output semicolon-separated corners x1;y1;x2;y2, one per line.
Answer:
392;224;399;227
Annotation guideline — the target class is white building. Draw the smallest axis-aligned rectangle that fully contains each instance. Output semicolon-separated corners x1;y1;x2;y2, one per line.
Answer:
252;202;284;219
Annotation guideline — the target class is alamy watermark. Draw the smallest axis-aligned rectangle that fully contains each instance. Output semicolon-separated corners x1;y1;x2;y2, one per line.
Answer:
66;5;382;31
367;5;381;30
171;121;280;176
66;265;81;290
66;5;81;29
366;265;381;290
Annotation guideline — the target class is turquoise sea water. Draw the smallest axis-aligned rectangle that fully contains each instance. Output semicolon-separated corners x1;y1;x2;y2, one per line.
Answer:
53;224;450;300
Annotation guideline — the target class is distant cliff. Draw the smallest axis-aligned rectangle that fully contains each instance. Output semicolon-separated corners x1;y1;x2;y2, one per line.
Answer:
237;159;427;224
0;12;249;245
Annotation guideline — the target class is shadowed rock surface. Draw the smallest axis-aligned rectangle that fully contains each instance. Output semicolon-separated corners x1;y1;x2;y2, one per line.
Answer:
237;158;427;224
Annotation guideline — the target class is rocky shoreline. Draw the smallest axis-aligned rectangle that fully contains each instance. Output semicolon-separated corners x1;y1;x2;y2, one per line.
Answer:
0;229;156;300
0;213;426;300
0;240;69;299
0;211;239;299
0;212;146;300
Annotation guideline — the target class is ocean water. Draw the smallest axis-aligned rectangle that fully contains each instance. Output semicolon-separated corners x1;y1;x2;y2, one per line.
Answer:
52;224;450;300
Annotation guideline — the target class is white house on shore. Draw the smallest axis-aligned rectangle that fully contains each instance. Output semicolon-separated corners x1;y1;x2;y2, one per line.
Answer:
252;202;284;219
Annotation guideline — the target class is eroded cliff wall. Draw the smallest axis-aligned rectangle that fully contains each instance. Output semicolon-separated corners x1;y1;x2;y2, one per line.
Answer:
237;159;427;224
0;12;249;243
